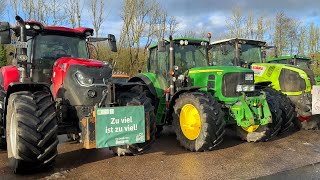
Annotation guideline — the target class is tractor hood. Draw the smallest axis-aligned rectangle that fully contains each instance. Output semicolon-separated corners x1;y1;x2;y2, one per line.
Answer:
186;66;255;103
188;66;253;74
54;57;106;68
52;57;112;97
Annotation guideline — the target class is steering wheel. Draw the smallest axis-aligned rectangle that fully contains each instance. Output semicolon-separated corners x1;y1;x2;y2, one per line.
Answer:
52;48;68;56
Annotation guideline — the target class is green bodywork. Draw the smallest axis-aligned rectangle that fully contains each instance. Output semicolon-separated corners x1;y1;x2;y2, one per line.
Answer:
130;38;272;129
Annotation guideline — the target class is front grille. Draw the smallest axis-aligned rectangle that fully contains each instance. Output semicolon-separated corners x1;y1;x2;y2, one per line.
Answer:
222;72;254;97
279;69;306;92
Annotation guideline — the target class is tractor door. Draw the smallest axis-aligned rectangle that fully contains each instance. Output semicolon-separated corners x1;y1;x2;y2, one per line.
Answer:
148;46;170;88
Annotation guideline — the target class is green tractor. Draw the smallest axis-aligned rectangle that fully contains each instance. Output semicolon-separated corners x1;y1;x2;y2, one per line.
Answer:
266;55;320;85
129;36;283;151
209;38;319;130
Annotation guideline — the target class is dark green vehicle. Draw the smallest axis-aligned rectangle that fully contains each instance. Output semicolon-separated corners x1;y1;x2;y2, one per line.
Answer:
129;36;283;152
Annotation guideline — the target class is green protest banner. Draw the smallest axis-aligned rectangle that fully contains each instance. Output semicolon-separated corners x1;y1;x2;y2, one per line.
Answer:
95;106;145;148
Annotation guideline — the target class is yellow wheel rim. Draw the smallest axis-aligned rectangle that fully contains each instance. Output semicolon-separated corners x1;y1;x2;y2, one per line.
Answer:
241;125;260;133
180;104;201;140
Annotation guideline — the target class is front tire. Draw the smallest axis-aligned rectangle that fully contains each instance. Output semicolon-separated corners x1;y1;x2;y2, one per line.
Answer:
6;91;58;174
172;92;225;152
110;86;156;156
262;87;296;132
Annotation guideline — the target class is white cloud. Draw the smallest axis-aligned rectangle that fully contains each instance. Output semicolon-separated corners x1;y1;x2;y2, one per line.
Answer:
209;13;227;27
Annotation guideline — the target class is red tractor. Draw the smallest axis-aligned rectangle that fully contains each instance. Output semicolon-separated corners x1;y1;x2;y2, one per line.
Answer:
0;16;155;173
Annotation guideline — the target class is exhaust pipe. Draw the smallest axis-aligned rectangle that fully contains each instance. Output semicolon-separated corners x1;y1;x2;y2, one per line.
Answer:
15;16;27;44
15;16;29;80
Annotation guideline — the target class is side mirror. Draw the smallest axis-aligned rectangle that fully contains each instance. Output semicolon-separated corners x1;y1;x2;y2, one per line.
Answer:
107;34;117;52
0;22;11;44
158;40;166;52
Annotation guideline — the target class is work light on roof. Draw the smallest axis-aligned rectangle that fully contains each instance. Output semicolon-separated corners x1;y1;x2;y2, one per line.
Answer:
179;40;189;45
201;41;207;46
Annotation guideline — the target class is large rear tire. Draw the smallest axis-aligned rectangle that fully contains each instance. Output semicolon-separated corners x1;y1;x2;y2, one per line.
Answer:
172;92;225;152
6;91;58;174
0;87;6;150
237;90;283;142
110;86;156;156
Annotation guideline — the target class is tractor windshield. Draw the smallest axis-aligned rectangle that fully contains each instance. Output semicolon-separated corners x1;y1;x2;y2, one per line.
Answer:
210;43;235;66
174;43;208;72
239;44;262;64
270;59;310;69
296;59;310;69
270;60;290;64
210;42;262;66
33;34;88;69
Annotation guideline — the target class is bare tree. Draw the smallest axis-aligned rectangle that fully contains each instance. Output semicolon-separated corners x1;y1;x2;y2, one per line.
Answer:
65;0;83;28
297;26;306;55
167;16;178;37
244;11;254;39
119;0;168;75
50;0;66;25
226;6;244;38
89;0;105;38
9;0;19;16
178;30;197;38
256;15;267;40
308;23;320;53
273;12;296;56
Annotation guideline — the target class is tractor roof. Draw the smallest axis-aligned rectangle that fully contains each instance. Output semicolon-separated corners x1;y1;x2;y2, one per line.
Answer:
267;55;311;62
210;38;266;46
22;20;94;37
148;37;208;49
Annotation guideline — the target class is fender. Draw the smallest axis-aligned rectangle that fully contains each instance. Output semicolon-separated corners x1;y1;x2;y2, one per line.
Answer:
129;74;160;98
2;82;52;128
0;66;20;91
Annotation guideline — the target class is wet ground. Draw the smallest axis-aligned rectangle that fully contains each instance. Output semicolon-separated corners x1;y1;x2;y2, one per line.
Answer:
1;127;320;180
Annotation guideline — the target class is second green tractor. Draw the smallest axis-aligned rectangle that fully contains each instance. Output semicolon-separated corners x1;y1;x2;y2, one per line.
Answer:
129;36;284;151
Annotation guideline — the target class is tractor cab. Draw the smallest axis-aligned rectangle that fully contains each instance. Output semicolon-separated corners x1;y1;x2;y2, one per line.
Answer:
0;18;116;85
148;38;208;82
209;38;265;68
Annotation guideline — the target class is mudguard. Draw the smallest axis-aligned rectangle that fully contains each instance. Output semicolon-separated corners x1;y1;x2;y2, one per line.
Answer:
0;65;20;91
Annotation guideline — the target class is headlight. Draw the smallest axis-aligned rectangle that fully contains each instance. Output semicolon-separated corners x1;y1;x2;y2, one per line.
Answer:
75;72;93;86
245;73;254;81
236;85;255;92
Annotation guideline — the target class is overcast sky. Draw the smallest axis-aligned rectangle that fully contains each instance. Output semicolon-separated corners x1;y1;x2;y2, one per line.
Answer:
5;0;320;40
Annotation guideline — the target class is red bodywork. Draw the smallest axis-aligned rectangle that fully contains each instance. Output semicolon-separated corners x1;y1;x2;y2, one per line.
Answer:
0;66;20;91
52;57;104;97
